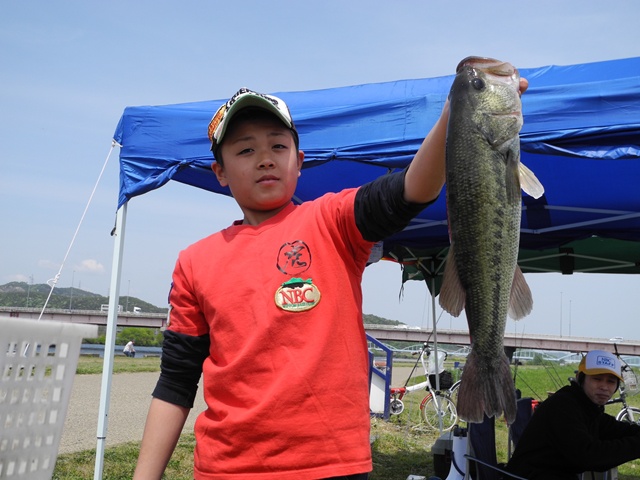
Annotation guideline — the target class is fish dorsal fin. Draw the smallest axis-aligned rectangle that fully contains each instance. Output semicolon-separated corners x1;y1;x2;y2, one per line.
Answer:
439;246;465;317
508;265;533;320
519;163;545;199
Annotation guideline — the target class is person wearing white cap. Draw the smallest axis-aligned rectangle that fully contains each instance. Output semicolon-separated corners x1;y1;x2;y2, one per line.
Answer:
507;350;640;479
134;74;529;480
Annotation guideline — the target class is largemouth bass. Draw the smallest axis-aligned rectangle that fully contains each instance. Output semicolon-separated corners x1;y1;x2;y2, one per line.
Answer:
439;57;544;424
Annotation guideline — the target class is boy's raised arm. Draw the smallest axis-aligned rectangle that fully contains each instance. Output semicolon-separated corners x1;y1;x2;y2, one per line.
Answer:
403;101;449;205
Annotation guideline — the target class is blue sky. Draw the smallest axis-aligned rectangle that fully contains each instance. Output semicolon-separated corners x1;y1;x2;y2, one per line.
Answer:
2;1;639;340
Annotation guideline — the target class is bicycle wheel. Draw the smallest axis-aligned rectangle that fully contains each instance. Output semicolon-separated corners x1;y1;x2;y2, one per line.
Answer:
389;398;404;415
449;380;461;408
420;393;457;431
617;407;640;425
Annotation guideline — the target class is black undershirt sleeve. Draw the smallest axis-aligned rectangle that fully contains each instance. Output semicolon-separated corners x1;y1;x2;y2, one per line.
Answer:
354;168;437;242
152;329;210;408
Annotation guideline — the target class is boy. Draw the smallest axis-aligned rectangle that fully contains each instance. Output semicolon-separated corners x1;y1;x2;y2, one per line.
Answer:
507;350;640;479
134;78;526;479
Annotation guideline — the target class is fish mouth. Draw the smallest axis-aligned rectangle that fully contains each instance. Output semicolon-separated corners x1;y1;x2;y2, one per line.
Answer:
456;56;518;77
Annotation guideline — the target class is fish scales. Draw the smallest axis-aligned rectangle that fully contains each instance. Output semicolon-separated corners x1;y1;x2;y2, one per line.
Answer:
440;56;540;425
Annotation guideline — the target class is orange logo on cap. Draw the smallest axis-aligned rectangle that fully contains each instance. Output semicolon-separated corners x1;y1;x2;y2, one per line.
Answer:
208;104;227;144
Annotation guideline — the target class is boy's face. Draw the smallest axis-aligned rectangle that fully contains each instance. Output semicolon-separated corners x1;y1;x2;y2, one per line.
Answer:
582;373;618;405
212;115;304;225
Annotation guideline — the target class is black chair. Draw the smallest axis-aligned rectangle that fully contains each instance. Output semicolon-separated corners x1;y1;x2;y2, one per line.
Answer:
507;397;535;458
464;398;534;480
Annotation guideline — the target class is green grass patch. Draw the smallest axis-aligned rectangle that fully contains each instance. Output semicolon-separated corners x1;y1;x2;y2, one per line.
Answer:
53;435;196;479
76;355;161;375
370;418;437;479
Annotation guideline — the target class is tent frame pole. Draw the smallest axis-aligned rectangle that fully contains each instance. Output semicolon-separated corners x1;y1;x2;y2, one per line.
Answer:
429;265;443;433
94;203;127;479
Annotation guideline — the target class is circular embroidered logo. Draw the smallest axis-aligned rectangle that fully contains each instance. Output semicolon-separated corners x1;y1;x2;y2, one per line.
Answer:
276;240;311;275
275;278;321;312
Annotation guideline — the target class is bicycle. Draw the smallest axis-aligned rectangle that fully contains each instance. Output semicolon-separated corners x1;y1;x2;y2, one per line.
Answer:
389;342;460;431
606;344;640;424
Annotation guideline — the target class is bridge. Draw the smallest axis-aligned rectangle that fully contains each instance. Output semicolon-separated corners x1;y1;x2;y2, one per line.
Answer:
2;308;639;356
364;325;640;356
0;306;167;328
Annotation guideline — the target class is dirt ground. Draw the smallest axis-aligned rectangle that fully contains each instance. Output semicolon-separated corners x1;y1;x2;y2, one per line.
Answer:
59;365;413;454
58;371;207;454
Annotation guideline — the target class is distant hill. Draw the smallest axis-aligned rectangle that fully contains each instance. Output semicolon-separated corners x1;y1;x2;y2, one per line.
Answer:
0;282;406;326
0;281;167;314
363;313;405;327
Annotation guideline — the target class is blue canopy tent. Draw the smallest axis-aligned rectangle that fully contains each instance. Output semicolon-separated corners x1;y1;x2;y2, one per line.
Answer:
114;56;640;280
93;57;640;478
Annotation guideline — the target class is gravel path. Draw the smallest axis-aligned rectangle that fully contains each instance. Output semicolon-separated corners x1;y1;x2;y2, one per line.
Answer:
59;366;410;455
59;371;207;454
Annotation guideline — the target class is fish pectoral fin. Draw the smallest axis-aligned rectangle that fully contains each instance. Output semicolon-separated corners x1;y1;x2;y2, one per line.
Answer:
508;265;533;320
438;246;465;316
519;162;545;199
506;150;522;204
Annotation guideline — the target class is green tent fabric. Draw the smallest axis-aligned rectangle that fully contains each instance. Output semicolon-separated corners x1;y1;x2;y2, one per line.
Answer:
389;237;640;296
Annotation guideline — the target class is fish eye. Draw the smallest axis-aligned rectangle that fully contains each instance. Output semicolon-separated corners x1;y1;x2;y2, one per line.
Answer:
472;77;485;90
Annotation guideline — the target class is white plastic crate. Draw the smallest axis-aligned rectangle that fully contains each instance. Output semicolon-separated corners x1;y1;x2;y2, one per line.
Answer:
0;317;97;479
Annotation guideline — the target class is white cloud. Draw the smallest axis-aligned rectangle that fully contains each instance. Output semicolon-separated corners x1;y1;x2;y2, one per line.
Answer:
74;259;105;274
37;260;61;270
6;274;30;283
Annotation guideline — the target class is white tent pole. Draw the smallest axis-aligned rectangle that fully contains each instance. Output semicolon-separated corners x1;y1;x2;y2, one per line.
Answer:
431;275;440;390
430;267;443;433
94;202;127;479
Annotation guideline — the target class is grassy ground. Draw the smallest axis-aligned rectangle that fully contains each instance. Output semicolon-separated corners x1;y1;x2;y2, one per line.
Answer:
54;357;640;479
75;355;162;375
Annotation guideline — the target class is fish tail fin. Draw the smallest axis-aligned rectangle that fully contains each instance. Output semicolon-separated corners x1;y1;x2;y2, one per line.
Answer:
508;265;533;320
457;351;517;425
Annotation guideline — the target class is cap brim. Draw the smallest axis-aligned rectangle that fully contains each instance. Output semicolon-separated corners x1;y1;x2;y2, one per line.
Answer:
585;367;623;381
215;93;293;145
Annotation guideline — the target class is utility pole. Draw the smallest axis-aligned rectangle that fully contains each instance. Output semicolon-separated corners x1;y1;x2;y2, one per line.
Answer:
26;275;33;307
126;280;130;312
69;271;75;310
559;291;563;337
